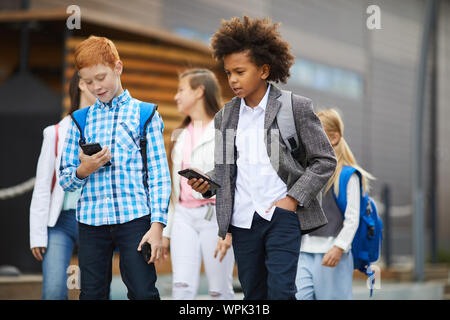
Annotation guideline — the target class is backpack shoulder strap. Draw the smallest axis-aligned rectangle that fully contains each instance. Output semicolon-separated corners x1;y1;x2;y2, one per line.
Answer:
333;166;361;214
276;90;300;155
70;107;91;145
138;102;158;191
138;102;158;139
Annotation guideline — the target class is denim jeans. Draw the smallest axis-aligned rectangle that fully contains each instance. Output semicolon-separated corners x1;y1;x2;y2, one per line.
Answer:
77;214;159;300
42;209;78;300
230;207;301;300
296;251;354;300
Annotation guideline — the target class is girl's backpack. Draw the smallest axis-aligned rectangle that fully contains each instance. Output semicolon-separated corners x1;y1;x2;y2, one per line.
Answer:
332;165;383;296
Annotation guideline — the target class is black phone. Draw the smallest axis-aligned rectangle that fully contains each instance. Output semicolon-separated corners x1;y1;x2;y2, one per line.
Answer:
178;169;221;193
80;143;111;166
141;242;152;263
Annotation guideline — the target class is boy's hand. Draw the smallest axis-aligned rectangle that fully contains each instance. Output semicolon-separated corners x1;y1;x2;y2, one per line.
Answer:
187;168;210;194
214;233;232;262
137;222;164;264
162;237;170;260
322;246;344;267
76;147;112;179
266;195;299;213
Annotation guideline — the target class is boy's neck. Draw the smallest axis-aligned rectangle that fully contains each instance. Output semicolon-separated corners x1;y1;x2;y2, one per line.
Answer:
107;85;124;104
243;82;269;108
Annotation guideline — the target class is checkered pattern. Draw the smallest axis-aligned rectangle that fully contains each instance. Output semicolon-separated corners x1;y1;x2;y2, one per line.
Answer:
59;90;171;226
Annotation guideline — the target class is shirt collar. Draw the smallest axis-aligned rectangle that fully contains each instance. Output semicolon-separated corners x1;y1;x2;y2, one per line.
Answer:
240;84;271;114
95;89;131;109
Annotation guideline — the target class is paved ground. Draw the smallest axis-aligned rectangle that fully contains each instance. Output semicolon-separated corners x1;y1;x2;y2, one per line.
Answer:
110;274;447;300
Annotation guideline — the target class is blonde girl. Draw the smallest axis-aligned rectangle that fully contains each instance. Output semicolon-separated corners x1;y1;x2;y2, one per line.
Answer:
296;108;375;300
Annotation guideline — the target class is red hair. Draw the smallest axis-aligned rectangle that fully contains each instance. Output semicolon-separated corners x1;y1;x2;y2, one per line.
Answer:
74;36;120;70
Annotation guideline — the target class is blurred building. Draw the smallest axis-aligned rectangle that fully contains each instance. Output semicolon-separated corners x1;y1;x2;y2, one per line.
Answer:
0;0;449;274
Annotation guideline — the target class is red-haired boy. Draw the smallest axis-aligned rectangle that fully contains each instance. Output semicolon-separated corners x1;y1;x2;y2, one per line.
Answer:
59;36;171;300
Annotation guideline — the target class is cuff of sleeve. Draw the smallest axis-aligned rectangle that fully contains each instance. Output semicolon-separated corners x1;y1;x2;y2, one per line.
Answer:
151;215;167;227
287;190;312;208
72;170;87;188
333;238;350;252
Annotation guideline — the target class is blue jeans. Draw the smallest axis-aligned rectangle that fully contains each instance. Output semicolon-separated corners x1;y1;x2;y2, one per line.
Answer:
230;207;301;300
296;251;354;300
42;209;78;300
77;214;159;300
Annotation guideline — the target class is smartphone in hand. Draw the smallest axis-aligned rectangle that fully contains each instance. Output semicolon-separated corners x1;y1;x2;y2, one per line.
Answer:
141;242;152;263
178;168;221;193
80;143;112;166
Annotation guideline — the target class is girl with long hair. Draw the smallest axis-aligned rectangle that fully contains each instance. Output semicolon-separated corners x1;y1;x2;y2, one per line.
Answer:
296;108;375;300
162;68;235;299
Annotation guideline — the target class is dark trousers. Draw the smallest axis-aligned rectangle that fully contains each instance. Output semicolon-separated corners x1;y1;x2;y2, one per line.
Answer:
230;207;301;300
78;215;159;300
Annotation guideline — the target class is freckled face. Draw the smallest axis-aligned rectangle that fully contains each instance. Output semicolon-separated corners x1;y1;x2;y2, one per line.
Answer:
79;62;122;103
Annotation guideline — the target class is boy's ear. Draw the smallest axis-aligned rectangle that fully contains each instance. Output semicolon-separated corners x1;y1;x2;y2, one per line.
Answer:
114;60;123;75
78;79;87;92
261;64;270;80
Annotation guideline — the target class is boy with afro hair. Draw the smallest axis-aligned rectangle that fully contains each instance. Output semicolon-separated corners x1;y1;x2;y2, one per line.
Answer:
188;16;336;299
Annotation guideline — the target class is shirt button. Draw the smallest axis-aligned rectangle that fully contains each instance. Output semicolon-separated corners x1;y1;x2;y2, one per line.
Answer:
107;130;111;135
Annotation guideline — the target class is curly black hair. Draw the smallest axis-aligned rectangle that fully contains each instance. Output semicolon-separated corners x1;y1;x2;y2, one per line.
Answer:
210;16;295;84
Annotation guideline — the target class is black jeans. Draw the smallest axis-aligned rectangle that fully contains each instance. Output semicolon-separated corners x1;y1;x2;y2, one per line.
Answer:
230;207;301;300
78;215;159;300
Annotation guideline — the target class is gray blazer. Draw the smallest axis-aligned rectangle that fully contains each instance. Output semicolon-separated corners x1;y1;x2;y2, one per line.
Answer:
204;85;337;239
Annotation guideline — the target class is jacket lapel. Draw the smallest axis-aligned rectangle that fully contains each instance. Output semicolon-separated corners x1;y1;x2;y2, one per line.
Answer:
222;96;240;131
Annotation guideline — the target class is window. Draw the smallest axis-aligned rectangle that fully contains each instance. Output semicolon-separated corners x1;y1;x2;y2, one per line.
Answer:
290;59;363;100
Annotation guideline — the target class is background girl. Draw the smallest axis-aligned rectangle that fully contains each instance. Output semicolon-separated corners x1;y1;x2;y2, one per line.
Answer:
296;108;375;300
29;72;96;299
162;68;235;300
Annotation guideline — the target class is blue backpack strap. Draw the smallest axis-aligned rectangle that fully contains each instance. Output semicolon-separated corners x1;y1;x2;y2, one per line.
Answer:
70;106;91;146
138;102;158;190
139;102;158;139
332;166;362;216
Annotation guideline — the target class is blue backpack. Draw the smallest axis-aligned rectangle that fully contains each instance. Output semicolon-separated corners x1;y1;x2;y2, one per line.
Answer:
332;165;383;297
70;101;158;190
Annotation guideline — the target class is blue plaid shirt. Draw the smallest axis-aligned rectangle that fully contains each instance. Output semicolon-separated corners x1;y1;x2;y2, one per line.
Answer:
59;90;171;226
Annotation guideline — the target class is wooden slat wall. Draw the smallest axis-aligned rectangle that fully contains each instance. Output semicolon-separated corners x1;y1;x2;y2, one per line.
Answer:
64;37;232;148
